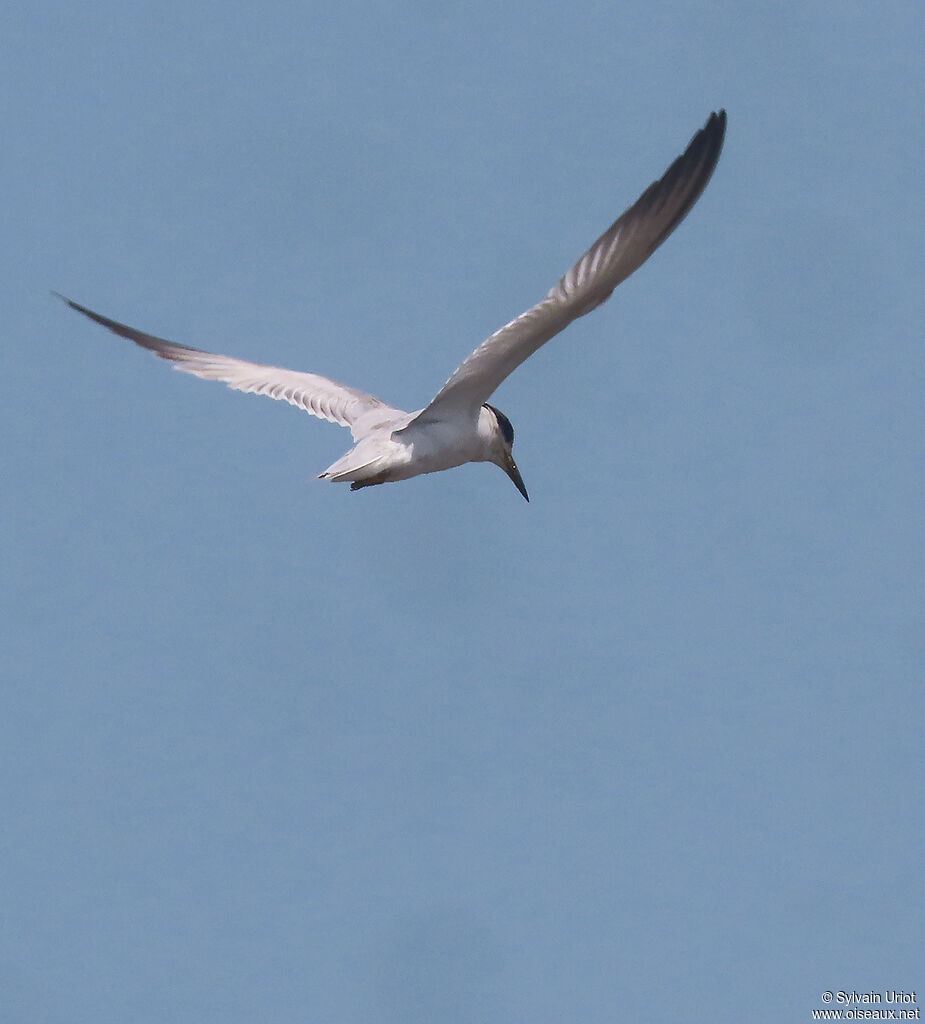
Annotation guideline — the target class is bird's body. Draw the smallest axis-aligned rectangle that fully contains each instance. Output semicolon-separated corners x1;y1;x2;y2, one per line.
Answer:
320;403;521;496
60;110;726;501
321;406;490;486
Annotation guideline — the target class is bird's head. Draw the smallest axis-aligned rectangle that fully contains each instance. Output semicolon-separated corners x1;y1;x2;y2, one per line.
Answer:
483;403;529;502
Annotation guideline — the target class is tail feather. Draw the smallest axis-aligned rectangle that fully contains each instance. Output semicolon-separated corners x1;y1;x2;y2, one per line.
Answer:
319;450;389;484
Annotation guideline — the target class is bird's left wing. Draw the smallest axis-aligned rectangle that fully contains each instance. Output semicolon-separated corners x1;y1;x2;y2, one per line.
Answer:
411;109;726;423
58;295;398;440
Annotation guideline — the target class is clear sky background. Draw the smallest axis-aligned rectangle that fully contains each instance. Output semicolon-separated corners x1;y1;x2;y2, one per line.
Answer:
3;2;923;1022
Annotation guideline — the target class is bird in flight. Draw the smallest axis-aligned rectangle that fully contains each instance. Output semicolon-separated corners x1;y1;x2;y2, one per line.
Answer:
60;110;725;502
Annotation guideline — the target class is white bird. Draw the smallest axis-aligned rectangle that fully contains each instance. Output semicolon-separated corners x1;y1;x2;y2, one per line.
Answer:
59;110;725;502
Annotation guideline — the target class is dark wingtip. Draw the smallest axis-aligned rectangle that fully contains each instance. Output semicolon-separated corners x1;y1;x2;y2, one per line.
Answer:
704;109;727;155
53;292;97;321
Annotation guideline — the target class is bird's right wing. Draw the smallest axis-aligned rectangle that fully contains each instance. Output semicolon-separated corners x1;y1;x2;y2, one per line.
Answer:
411;109;726;422
58;296;399;440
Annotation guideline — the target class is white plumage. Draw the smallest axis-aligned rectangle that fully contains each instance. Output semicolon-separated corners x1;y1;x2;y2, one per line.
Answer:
59;110;726;502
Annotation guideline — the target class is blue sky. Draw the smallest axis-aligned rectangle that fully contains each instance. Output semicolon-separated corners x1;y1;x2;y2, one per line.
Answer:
3;2;924;1021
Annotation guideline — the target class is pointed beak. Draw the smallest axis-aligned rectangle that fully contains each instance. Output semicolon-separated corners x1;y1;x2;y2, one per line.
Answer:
502;452;529;502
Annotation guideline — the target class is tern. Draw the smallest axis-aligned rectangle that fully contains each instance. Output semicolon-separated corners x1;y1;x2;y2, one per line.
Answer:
59;110;725;501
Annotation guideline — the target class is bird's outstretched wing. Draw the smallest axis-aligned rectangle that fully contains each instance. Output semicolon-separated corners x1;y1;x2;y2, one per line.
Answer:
412;110;726;422
57;295;398;439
